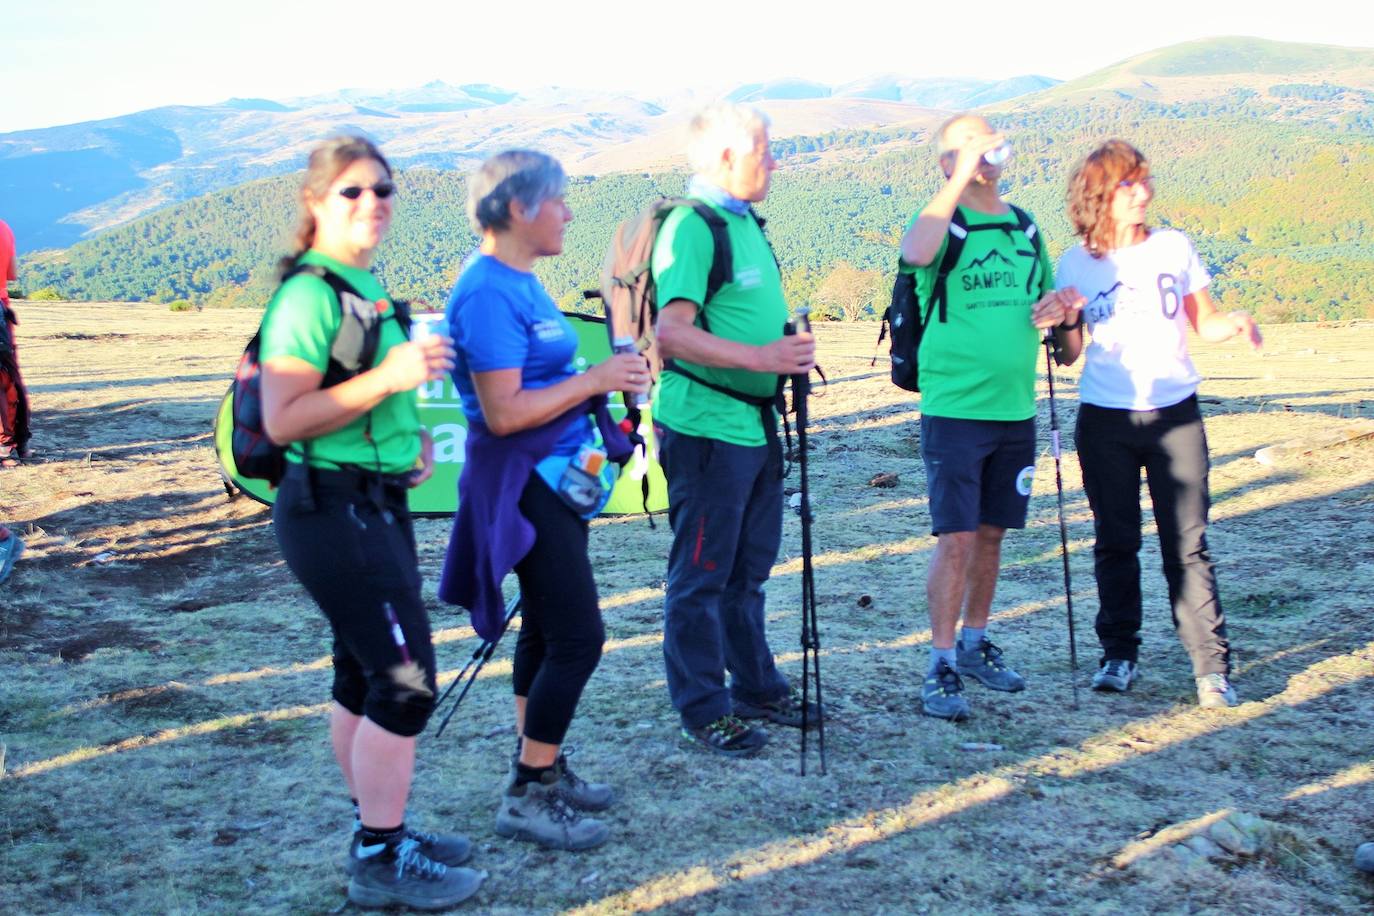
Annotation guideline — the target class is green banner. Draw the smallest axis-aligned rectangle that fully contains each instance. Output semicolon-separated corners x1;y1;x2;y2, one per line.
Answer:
214;312;669;517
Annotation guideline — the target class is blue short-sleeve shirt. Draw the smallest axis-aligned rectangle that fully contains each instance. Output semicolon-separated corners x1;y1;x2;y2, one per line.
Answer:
445;253;591;456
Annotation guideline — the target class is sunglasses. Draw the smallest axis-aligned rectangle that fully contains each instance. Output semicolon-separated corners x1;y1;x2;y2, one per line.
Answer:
338;181;396;200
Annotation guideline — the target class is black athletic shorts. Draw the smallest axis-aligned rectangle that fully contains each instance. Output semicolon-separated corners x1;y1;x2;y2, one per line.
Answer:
920;415;1037;535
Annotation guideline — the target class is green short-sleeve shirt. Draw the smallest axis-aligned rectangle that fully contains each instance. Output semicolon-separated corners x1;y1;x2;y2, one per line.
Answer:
650;200;789;446
258;249;420;474
899;205;1054;421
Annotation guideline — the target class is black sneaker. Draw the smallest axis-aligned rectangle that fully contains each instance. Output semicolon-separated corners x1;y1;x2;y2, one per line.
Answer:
734;688;822;729
345;825;473;876
956;637;1026;692
347;837;486;910
921;659;971;721
680;714;768;758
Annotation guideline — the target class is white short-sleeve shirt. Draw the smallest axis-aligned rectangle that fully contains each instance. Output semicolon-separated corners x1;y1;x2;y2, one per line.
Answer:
1056;229;1209;410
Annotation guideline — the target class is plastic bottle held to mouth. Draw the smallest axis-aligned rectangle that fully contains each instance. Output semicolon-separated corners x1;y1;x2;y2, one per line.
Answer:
983;143;1013;167
612;335;650;409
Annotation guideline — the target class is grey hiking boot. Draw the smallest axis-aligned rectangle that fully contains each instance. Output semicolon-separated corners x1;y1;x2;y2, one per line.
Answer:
1092;659;1139;693
505;750;616;812
552;751;615;811
345;824;473;876
734;687;822;729
680;714;768;758
922;659;971;721
347;837;486;910
494;772;609;850
956;637;1026;692
1196;672;1239;709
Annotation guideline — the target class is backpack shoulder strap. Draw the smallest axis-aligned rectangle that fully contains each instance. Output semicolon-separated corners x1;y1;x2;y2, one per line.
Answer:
284;263;406;371
929;209;969;325
668;198;734;313
1008;204;1044;295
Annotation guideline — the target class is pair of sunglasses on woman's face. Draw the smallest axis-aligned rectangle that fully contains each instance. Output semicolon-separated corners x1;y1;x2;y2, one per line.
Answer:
338;181;396;200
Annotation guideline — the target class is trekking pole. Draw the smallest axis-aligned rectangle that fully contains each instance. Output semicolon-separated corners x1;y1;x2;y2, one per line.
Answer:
435;594;522;738
1043;336;1080;710
788;306;827;776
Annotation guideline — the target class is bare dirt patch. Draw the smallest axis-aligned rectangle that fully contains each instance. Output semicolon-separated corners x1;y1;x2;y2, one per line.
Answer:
1;303;1371;914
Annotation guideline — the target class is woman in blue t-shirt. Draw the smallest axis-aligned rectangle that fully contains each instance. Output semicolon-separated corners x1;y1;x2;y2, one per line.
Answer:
1051;140;1262;710
440;150;647;851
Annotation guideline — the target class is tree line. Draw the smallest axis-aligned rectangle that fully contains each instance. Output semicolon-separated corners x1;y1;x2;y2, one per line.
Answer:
19;102;1374;324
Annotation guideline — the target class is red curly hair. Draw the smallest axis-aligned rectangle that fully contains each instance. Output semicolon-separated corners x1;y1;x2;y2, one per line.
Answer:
1067;140;1150;258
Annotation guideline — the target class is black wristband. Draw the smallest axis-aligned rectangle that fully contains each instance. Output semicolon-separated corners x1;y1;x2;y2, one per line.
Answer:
1057;314;1083;332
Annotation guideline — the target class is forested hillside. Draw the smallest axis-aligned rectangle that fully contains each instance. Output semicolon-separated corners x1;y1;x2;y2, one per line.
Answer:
21;100;1374;322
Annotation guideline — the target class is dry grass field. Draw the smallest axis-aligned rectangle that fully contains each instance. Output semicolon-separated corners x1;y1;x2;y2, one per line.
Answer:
1;302;1372;915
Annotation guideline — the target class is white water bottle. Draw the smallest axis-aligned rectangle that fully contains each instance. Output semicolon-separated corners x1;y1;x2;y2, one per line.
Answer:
613;335;650;409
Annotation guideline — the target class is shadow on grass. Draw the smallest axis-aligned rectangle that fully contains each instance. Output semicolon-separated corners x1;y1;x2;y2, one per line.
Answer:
561;648;1373;913
26;373;230;395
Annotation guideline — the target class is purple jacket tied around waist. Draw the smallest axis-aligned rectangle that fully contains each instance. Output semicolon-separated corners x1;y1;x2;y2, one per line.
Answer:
438;397;631;640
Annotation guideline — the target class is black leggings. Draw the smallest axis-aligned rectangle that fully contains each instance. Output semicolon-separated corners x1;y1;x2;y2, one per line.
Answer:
511;474;605;746
273;465;438;737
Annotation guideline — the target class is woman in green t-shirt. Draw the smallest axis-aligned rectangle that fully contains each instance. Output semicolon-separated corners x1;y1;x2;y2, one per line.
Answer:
259;136;483;910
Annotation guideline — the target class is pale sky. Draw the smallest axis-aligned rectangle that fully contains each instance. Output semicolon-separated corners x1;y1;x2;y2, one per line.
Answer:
3;0;1371;132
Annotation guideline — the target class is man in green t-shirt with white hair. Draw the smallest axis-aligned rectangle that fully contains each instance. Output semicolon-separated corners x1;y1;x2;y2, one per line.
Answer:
652;102;817;758
898;114;1077;722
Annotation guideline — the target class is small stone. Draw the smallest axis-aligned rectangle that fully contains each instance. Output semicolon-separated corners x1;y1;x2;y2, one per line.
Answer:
1184;835;1227;860
1208;818;1261;856
789;492;803;510
1355;842;1374;873
856;595;872;608
869;472;900;488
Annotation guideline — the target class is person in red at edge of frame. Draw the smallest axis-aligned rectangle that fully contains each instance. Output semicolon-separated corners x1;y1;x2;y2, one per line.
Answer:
0;217;33;467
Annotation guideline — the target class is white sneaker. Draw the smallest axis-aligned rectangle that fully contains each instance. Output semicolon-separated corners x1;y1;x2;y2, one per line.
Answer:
1195;673;1239;708
1091;659;1138;693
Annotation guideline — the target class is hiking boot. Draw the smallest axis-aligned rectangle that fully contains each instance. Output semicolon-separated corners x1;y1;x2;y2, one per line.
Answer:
1092;659;1138;693
0;530;22;587
345;825;473;876
734;687;822;729
956;637;1026;692
505;750;616;812
1196;673;1239;709
347;837;486;910
922;659;971;721
494;773;609;850
680;714;768;758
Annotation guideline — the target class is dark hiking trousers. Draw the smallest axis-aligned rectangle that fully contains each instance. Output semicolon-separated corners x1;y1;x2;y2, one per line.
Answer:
660;428;790;729
510;474;605;746
1075;395;1230;677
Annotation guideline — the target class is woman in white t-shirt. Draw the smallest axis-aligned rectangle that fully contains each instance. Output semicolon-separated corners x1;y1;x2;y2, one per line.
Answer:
1051;139;1262;709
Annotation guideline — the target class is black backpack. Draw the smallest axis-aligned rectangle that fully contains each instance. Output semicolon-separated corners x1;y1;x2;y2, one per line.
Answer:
875;205;1042;392
230;264;411;485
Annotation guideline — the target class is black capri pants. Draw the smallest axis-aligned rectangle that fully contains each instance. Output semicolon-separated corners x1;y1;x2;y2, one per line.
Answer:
273;464;438;737
511;474;605;746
